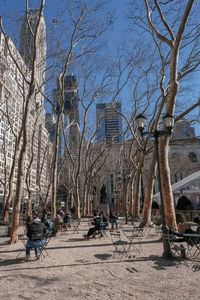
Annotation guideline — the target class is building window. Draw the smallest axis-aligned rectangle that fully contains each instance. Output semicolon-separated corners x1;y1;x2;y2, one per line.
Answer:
0;82;2;99
174;174;177;183
188;152;198;163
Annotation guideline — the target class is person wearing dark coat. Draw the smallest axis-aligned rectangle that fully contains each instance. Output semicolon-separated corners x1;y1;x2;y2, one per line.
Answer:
25;216;32;232
109;209;119;230
41;214;50;230
83;212;102;239
25;214;47;261
63;212;72;227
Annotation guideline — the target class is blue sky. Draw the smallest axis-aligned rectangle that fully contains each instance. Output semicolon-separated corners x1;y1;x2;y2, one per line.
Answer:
1;0;199;136
1;0;128;43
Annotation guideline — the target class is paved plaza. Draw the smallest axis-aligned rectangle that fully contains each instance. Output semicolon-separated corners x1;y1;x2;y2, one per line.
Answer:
0;222;199;300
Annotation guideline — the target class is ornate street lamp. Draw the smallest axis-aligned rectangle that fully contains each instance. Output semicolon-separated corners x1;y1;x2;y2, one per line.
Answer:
136;113;174;258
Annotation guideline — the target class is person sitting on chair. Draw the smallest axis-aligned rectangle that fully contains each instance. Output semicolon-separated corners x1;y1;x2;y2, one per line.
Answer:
98;211;108;237
25;213;47;261
109;209;119;230
83;212;102;239
63;211;72;227
25;216;32;232
52;214;63;236
41;213;50;230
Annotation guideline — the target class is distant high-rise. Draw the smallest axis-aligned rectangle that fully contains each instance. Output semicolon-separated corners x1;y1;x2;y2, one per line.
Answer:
64;75;80;154
63;75;79;123
52;74;80;155
19;9;46;103
96;102;123;143
45;113;56;143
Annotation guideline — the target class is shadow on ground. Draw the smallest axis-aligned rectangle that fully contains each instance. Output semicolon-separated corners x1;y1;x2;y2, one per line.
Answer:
0;257;24;266
0;254;180;273
94;253;112;260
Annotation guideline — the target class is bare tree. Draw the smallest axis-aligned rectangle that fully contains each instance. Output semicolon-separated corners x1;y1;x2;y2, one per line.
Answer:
0;47;26;223
43;0;114;218
0;0;46;243
143;0;199;229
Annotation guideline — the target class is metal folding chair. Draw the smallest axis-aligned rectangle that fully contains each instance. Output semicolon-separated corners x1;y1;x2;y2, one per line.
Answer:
184;233;200;259
71;218;80;233
109;231;129;258
122;228;143;253
132;226;144;237
29;233;52;260
99;221;109;238
164;233;189;268
16;233;27;258
38;233;52;259
61;223;69;235
143;225;156;237
155;225;162;236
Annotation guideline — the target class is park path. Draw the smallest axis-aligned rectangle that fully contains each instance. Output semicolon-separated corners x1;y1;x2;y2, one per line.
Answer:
0;221;199;300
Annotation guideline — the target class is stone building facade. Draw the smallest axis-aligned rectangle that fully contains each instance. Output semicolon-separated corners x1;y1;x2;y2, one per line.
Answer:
0;11;52;209
90;119;200;212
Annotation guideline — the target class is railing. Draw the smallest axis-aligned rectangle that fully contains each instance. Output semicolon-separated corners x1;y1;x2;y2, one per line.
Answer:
153;171;200;200
175;210;200;222
152;209;200;222
0;225;8;236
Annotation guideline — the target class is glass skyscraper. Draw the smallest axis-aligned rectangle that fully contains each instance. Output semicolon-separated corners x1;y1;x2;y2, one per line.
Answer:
96;102;123;143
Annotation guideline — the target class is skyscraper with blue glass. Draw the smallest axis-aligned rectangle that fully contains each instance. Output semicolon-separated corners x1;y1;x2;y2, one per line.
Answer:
96;102;123;143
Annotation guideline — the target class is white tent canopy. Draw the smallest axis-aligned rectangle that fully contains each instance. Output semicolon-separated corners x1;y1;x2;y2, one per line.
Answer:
153;171;200;201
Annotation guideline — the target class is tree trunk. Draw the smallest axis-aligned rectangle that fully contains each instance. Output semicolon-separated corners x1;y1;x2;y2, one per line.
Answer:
51;117;61;219
10;117;31;243
10;83;36;244
86;192;91;215
75;184;80;218
133;173;141;218
2;143;19;223
128;177;134;217
82;181;87;215
65;196;69;212
133;151;145;218
123;179;129;217
160;136;177;230
9;0;45;243
26;191;32;216
141;146;157;226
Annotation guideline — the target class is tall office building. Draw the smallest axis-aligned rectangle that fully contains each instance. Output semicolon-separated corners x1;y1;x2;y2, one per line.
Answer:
52;74;80;156
0;8;51;209
63;75;79;123
45;113;56;143
0;32;52;208
50;74;80;205
19;9;46;105
96;102;123;143
63;74;80;154
19;9;49;193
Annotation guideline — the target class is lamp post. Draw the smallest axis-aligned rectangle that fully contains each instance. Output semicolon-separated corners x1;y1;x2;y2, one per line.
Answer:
136;113;174;258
